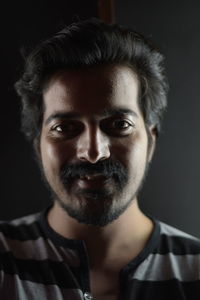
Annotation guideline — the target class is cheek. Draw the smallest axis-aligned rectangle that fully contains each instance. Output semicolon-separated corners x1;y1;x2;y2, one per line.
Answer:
40;138;75;173
111;133;148;167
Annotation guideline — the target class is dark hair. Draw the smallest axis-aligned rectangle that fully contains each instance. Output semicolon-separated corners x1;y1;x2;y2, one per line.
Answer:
15;18;168;143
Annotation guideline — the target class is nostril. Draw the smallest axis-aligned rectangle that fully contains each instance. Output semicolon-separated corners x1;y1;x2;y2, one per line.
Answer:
78;150;110;164
99;156;108;161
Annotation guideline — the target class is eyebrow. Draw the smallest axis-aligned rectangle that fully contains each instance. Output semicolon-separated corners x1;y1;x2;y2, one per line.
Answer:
45;112;81;125
45;108;138;125
101;108;138;118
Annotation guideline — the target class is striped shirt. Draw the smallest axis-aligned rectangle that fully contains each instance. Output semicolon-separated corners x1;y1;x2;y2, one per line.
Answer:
0;209;200;299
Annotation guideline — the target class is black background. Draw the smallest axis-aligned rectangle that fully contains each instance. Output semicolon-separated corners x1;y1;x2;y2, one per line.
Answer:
1;0;200;237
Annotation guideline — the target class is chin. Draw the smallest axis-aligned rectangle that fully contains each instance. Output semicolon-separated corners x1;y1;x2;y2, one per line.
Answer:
56;192;133;227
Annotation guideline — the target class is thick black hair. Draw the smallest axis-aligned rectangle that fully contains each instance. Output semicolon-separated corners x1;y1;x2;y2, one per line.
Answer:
15;18;168;143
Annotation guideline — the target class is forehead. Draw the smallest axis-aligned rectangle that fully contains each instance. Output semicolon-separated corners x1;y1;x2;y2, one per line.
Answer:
43;64;140;119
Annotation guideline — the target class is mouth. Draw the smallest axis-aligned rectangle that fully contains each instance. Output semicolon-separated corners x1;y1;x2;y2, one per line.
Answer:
75;173;111;189
79;173;108;180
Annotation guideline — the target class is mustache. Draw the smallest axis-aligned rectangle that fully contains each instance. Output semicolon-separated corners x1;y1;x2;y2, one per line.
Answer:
60;159;128;187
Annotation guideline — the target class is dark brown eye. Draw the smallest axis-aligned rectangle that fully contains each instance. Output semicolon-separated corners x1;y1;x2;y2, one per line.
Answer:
112;120;131;129
51;121;83;138
54;123;76;132
101;118;135;137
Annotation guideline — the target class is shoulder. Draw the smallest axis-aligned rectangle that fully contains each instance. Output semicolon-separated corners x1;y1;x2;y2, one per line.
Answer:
146;221;200;282
158;221;200;254
130;221;200;299
0;212;43;253
133;221;200;284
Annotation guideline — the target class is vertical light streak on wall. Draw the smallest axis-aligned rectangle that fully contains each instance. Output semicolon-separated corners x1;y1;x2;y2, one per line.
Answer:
98;0;115;23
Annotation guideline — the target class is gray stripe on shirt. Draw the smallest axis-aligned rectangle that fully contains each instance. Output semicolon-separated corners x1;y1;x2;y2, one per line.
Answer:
131;253;200;282
0;233;80;267
160;222;199;241
0;273;83;300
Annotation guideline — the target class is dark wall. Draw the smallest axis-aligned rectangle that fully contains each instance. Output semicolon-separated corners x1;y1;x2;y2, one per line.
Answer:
115;0;200;237
1;1;200;237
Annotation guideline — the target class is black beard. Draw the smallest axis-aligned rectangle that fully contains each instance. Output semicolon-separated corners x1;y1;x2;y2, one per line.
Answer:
56;190;134;226
56;159;149;226
57;159;129;226
39;158;149;227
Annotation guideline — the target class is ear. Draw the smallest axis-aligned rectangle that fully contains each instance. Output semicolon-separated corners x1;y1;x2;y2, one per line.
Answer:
147;125;157;163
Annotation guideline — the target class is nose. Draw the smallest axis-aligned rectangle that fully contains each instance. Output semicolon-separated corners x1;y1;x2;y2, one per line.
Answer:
76;125;110;163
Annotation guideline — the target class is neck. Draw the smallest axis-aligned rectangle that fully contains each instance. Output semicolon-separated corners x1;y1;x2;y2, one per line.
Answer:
47;199;154;269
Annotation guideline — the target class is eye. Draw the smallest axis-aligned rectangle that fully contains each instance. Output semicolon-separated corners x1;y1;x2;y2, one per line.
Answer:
50;121;83;139
101;118;135;136
112;120;132;130
54;124;75;132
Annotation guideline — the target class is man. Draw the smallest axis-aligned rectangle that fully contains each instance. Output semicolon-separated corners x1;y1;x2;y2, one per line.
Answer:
0;18;200;300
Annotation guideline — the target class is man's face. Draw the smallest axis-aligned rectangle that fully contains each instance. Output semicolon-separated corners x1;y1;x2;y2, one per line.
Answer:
39;64;155;226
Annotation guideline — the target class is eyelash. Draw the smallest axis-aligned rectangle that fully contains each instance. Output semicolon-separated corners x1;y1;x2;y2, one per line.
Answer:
111;120;133;130
51;122;83;138
50;118;135;138
53;124;76;132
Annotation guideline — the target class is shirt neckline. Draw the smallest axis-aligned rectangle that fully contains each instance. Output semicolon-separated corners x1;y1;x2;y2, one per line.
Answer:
38;206;161;267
